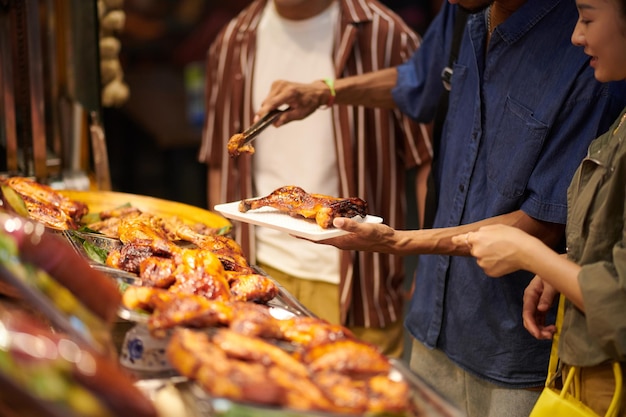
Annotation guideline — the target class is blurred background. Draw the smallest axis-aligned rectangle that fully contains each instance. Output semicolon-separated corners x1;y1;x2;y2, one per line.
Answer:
102;0;443;208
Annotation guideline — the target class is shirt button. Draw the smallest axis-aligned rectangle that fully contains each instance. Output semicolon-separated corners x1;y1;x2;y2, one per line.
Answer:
459;184;465;192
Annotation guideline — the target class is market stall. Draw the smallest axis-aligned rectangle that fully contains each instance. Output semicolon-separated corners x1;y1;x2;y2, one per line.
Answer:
0;0;465;415
0;178;464;416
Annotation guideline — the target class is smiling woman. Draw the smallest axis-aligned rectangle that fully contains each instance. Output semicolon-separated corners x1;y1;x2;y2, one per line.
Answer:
571;0;626;82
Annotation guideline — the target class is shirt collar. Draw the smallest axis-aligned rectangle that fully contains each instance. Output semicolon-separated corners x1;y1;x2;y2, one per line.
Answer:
338;0;373;25
484;0;563;44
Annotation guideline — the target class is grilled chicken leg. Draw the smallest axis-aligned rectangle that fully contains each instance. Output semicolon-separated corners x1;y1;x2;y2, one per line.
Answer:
239;186;367;229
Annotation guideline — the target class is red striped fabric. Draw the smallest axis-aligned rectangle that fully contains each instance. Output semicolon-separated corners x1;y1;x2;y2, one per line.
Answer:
199;0;432;327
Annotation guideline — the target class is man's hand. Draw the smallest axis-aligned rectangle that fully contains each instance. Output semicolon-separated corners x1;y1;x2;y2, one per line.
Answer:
314;217;399;253
256;80;330;127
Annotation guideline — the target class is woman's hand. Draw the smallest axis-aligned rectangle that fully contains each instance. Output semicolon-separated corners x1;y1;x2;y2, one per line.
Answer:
522;276;558;340
452;224;561;339
452;224;540;277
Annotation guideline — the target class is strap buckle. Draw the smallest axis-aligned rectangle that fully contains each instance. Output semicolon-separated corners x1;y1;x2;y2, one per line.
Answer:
441;66;453;91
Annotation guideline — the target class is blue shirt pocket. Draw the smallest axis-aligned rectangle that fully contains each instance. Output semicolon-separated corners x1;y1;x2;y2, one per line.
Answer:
487;95;549;199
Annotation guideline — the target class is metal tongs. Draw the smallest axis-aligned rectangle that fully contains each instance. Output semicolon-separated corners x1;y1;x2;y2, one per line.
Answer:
239;105;289;146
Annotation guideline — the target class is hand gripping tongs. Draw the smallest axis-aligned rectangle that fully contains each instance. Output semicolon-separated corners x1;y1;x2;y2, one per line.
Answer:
228;105;289;157
242;104;289;144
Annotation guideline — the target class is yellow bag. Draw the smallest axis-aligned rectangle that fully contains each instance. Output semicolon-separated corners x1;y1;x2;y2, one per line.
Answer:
529;296;623;417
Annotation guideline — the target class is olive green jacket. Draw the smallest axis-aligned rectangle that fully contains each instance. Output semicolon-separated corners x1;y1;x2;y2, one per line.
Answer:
561;107;626;366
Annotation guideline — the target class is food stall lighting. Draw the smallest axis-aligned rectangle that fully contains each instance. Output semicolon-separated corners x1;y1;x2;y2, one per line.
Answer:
58;338;82;364
0;322;9;350
75;351;97;376
12;332;57;360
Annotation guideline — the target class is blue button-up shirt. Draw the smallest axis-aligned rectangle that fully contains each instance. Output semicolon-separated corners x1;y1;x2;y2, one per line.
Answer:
392;0;626;387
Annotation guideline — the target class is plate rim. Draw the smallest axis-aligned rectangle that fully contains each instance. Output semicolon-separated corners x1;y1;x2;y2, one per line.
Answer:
213;201;382;242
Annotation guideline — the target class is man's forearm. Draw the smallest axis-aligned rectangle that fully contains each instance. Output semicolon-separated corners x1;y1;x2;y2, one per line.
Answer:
334;67;399;109
386;210;565;256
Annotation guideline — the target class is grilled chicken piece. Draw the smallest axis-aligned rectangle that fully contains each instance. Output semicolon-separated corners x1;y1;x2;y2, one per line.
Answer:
169;328;335;410
167;328;410;414
212;329;310;377
228;302;284;339
189;233;252;273
267;365;337;412
301;338;391;375
239;185;367;229
312;371;369;412
2;176;88;229
366;374;412;413
115;245;277;307
86;207;142;237
147;291;281;338
139;256;178;287
86;208;223;241
311;371;410;414
166;249;232;301
227;133;255;157
118;212;178;255
229;273;278;303
168;329;286;405
107;243;156;274
278;316;354;347
106;210;252;274
148;294;235;335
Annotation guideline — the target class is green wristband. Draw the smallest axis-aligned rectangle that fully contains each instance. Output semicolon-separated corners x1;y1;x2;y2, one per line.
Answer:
323;78;336;106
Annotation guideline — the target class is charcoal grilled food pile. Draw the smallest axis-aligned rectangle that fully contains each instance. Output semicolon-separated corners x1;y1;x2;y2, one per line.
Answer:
0;176;279;304
96;209;278;303
0;177;419;416
128;290;415;415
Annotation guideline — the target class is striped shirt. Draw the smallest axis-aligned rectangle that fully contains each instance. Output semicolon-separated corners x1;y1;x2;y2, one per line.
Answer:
198;0;432;328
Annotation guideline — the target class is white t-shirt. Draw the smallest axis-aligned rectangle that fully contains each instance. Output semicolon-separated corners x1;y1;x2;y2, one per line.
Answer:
252;0;340;284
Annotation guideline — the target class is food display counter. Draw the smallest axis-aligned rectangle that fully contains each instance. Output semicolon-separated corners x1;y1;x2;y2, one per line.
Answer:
0;179;465;417
0;1;464;414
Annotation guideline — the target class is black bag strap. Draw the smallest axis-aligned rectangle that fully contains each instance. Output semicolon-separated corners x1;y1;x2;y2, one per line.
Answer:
423;7;469;229
432;6;469;153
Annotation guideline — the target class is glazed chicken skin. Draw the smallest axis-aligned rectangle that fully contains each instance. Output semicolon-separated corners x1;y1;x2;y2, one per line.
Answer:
166;328;411;414
104;210;251;274
103;210;278;302
2;176;88;229
227;133;255;157
239;186;368;229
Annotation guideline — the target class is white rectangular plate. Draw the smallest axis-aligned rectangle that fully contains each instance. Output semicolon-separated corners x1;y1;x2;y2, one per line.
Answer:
214;201;383;241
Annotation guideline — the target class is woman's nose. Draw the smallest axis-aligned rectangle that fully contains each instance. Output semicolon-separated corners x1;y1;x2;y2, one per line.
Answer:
571;24;585;47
